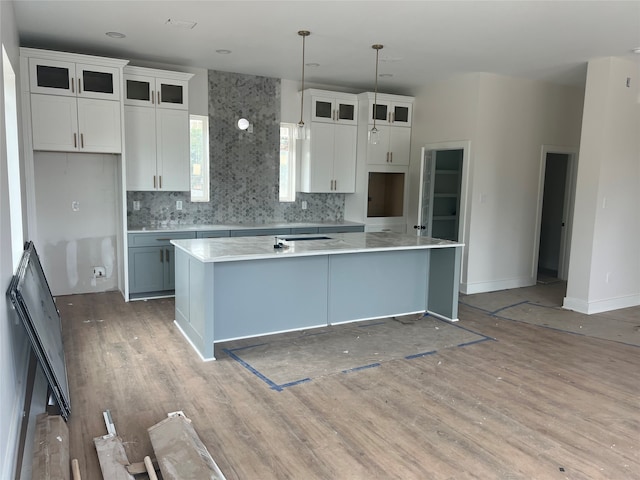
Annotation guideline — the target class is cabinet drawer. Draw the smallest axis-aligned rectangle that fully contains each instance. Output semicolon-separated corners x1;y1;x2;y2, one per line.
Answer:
229;228;291;237
196;230;230;238
290;227;319;234
318;225;364;234
128;231;195;247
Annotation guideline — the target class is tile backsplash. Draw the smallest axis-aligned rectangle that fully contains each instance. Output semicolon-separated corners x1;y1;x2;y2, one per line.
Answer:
127;70;345;227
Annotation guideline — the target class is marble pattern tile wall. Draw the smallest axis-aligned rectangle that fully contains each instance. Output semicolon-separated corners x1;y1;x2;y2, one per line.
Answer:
127;70;344;227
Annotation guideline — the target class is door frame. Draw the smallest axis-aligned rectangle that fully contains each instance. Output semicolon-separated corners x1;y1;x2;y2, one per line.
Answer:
419;140;471;282
532;145;578;281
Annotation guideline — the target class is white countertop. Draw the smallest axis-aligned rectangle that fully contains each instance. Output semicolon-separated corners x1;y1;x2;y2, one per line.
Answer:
128;221;364;234
171;232;464;263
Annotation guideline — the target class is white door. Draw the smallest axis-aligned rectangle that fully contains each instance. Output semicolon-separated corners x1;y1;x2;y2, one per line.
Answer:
156;108;190;191
125;105;157;191
30;93;78;151
76;98;121;153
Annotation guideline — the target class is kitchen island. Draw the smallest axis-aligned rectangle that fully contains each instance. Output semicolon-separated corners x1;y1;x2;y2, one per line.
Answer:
171;232;463;360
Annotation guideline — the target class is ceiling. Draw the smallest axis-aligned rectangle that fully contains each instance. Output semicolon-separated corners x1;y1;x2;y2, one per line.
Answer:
12;0;640;96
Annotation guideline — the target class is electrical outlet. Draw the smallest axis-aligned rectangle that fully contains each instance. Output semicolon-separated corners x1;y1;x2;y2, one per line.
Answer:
301;200;308;210
176;200;183;211
133;201;140;211
93;266;106;278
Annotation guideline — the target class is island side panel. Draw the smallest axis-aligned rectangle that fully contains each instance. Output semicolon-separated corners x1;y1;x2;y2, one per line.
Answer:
174;248;216;359
212;255;329;342
327;249;429;324
427;246;462;322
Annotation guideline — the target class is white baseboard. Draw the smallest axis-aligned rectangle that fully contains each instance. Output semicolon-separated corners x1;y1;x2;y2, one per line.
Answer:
563;293;640;314
461;276;534;295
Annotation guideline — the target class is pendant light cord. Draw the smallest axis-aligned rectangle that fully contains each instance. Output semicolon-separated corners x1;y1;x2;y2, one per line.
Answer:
372;44;383;134
298;31;310;128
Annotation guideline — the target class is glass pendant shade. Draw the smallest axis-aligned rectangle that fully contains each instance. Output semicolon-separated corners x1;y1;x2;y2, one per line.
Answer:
295;121;307;140
369;126;379;145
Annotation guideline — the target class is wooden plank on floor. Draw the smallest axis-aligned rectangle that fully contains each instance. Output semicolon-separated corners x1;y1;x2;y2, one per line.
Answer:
93;434;134;480
32;413;70;480
148;412;226;480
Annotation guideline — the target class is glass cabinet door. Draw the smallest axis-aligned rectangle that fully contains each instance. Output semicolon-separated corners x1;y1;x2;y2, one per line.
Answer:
156;78;188;110
369;101;389;124
77;64;120;100
311;97;335;123
391;102;412;126
312;96;357;124
29;58;76;96
336;100;357;124
124;74;154;107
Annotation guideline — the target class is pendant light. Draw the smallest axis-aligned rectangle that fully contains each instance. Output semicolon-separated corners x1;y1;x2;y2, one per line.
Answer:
369;44;383;145
295;30;310;140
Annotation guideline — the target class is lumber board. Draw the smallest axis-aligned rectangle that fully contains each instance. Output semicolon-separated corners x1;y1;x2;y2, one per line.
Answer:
93;434;134;480
148;413;226;480
31;413;70;480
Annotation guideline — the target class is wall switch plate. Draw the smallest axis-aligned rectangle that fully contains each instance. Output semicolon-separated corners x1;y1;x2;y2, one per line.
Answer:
133;201;140;211
176;200;183;210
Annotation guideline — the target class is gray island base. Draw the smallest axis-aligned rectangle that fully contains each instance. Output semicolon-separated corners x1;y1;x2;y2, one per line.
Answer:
171;232;464;360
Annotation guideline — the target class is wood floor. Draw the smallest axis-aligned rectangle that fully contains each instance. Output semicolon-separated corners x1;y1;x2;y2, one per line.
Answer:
55;285;640;479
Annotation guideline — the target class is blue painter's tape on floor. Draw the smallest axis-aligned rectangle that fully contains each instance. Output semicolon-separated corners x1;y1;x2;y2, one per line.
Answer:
357;321;387;328
405;350;437;360
458;337;493;348
222;348;284;392
491;300;529;315
342;363;381;374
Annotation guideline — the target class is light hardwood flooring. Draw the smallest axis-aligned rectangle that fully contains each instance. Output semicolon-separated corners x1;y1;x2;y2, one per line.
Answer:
55;283;640;479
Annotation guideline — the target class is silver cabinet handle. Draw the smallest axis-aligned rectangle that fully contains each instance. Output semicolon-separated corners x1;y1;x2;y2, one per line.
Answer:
159;176;162;189
334;179;337;190
73;133;77;148
160;249;164;262
71;77;74;93
152;90;155;104
157;91;161;104
80;133;84;148
165;249;170;263
390;152;393;163
78;78;82;94
153;175;157;189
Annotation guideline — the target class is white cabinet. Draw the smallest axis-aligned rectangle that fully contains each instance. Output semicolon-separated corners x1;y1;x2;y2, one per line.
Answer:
23;49;127;153
124;67;189;110
298;89;358;193
366;125;411;166
300;122;357;193
310;93;357;125
367;98;412;127
29;57;121;100
123;66;193;192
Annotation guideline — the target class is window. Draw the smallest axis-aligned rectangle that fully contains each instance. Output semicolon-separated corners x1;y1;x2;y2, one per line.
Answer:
190;115;209;202
279;123;296;202
3;46;24;270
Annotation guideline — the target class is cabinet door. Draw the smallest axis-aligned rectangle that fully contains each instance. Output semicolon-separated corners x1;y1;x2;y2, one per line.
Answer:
388;127;411;166
311;96;335;124
366;126;391;165
156;109;190;191
307;122;335;192
76;98;121;153
29;58;76;96
30;94;78;151
391;102;412;127
368;100;390;125
156;78;189;110
164;246;176;290
128;246;165;293
125;105;157;191
332;125;357;193
124;74;155;107
76;64;120;100
335;99;357;125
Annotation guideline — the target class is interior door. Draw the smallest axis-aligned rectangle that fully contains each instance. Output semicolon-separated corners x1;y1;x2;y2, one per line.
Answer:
416;148;435;236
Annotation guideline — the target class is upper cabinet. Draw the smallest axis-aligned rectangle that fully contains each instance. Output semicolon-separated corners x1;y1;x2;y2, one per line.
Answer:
298;89;358;193
29;57;121;101
366;96;413;127
123;66;194;191
21;48;128;153
124;67;189;110
310;92;357;125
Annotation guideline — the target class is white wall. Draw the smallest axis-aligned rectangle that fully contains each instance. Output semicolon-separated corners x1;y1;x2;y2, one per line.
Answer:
33;152;120;295
410;73;584;294
564;57;640;313
1;1;32;477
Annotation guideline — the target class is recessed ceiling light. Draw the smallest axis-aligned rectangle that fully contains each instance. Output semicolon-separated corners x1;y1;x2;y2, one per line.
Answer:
105;31;126;39
216;49;232;55
165;18;197;29
305;63;320;68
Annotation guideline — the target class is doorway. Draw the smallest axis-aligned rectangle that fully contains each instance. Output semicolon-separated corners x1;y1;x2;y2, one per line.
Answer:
535;148;577;283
